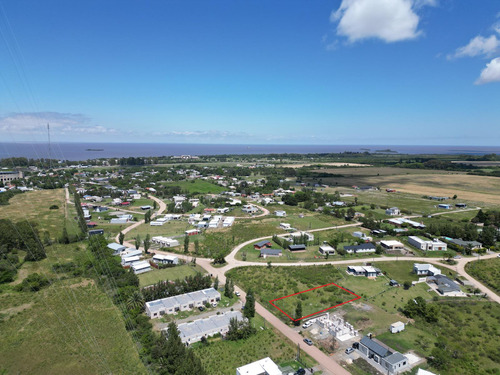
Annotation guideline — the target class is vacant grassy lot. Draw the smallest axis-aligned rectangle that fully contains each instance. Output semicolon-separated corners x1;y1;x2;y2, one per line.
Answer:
192;314;315;374
375;261;447;284
138;264;206;287
0;188;80;238
162;179;226;194
0;279;146;374
126;219;192;240
465;258;500;294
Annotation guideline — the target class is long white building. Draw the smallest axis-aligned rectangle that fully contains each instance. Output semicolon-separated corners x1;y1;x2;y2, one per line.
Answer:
236;357;282;375
145;288;220;318
408;236;447;251
175;311;244;344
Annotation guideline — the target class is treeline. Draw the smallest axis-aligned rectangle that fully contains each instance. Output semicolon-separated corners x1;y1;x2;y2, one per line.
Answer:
141;273;212;302
472;209;500;227
0;219;46;283
83;236;207;374
0;189;22;205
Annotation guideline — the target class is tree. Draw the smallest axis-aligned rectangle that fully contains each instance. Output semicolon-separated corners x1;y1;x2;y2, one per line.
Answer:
118;231;125;245
244;289;255;319
224;277;234;298
375;244;384;255
144;210;152;223
184;235;190;254
213;275;219;290
481;226;497;247
294;302;302;326
135;235;141;250
127;290;144;311
61;225;70;244
403;281;412;290
194;239;199;254
144;234;151;254
153;200;158;210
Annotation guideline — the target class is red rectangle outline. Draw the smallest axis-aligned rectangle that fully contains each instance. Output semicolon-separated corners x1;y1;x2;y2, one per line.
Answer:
269;282;361;321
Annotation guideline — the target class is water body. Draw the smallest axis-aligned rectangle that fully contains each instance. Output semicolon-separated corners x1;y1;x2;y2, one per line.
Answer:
0;142;499;161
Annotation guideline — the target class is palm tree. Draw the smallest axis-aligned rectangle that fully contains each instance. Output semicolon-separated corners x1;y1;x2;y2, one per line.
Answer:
127;290;145;311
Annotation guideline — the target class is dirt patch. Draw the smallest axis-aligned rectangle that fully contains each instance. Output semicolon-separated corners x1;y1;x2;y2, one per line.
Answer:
10;268;29;286
69;279;95;289
0;303;33;316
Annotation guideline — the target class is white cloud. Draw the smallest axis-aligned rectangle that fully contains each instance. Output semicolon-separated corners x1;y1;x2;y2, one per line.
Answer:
475;57;500;84
151;129;250;139
331;0;422;43
450;35;500;59
0;112;117;134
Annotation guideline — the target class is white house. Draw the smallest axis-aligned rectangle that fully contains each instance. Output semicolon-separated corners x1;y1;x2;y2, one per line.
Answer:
236;357;282;375
274;210;287;217
242;204;258;214
413;263;441;276
152;254;179;265
131;260;152;274
390;321;405;333
385;207;401;216
408;236;447;251
151;237;180;247
107;242;126;256
145;288;221;318
353;231;373;242
347;266;381;277
176;311;244;344
319;245;335;255
380;240;404;251
222;217;235;227
279;223;291;230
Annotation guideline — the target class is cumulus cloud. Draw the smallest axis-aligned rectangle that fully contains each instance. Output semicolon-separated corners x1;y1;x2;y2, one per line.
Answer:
331;0;423;43
0;112;117;134
449;35;500;59
475;57;500;85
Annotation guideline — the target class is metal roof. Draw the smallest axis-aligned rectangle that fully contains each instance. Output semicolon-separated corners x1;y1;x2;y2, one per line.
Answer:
360;336;390;358
384;352;407;365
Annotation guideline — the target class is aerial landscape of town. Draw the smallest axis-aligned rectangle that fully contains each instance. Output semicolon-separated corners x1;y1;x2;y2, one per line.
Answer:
0;1;499;375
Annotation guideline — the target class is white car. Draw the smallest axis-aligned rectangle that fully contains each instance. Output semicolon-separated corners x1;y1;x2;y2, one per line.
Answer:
211;302;218;307
235;291;241;296
302;321;313;329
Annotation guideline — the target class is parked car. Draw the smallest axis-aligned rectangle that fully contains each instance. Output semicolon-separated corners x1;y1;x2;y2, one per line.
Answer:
198;306;205;311
302;321;313;329
294;369;305;375
211;302;218;307
235;291;240;296
303;338;313;346
345;347;354;354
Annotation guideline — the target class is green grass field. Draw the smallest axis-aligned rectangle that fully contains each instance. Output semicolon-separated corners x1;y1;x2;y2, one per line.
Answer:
465;258;500;294
0;188;80;238
162;179;226;194
138;264;206;287
192;314;316;374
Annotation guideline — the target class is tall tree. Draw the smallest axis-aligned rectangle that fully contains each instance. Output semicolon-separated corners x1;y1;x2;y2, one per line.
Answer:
194;239;199;254
144;234;151;254
294;302;302;326
135;235;141;250
184;235;190;254
118;231;124;245
244;289;255;319
213;275;219;290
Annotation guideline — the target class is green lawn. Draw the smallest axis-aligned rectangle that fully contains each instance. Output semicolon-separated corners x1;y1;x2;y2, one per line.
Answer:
375;261;448;284
465;257;500;294
162;179;226;194
192;314;316;374
138;264;206;287
126;219;193;241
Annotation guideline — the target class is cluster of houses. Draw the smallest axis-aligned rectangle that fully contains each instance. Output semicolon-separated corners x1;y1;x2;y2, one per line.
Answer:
145;287;221;318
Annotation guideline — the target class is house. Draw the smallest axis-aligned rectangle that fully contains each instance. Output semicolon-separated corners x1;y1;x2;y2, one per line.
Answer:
88;229;104;236
347;266;381;277
288;244;306;251
358;336;409;375
319;245;335;255
176;311;244;344
438;204;452;209
185;229;200;236
131;260;152;274
86;222;98;228
260;248;282;258
279;223;291;230
428;274;461;295
344;243;376;254
389;280;399;287
141;205;152;210
429;196;448;201
152;254;179;265
151;237;180;247
274;210;287;217
222;217;235;227
408;236;447;251
455;203;467;208
289;231;314;242
387;218;426;229
380;240;404;251
236;357;282;375
390;321;405;333
254;240;272;250
122;255;141;267
217;207;229;214
145;288;221;318
385;207;401;216
107;242;126;256
413;263;441;276
447;238;482;250
110;217;128;224
353;231;373;242
242;204;258;214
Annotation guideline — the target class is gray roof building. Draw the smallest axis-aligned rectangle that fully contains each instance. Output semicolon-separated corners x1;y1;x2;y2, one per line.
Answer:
176;311;244;344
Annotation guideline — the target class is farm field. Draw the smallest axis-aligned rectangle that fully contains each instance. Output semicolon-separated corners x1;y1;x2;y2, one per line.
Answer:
465;258;500;294
138;264;207;287
192;314;316;375
0;188;80;238
161;179;226;194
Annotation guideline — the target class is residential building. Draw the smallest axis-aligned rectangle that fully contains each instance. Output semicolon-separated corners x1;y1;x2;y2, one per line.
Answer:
289;231;314;242
236;357;282;375
387;218;426;229
175;311;244;344
279;223;291;230
151;237;180;247
413;263;441;276
107;242;126;256
353;231;373;242
242;204;258;214
152;254;179;265
145;288;221;318
254;240;272;250
260;248;282;258
131;260;152;274
222;217;235;227
455;203;467;208
390;322;405;334
438;204;452;209
319;245;335;255
428;274;461;295
408;236;447;251
385;207;401;216
358;336;409;375
347;266;381;277
344;243;376;254
380;240;404;251
274;210;287;217
447;238;482;250
288;244;306;251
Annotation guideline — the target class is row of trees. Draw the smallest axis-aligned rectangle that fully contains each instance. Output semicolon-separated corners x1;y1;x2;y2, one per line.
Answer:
141;273;212;302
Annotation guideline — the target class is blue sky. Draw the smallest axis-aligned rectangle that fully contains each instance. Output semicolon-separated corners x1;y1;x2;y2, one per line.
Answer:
0;0;499;145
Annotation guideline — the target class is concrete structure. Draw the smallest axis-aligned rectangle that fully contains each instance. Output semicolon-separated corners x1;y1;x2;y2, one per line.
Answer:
344;243;376;254
438;204;452;209
380;240;404;251
413;263;441;276
236;357;282;375
222;216;235;227
408;236;447;251
358;336;409;375
175;311;244;344
316;313;358;340
319;245;335;255
390;321;405;333
145;288;221;318
288;244;306;251
0;170;23;184
387;218;426;229
242;204;258;214
152;254;179;265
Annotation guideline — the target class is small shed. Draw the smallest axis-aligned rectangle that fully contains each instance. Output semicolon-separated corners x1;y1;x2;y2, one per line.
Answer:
288;244;306;251
390;321;405;333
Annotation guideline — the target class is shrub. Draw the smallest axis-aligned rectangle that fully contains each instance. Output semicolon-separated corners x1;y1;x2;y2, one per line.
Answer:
49;204;59;209
15;273;51;292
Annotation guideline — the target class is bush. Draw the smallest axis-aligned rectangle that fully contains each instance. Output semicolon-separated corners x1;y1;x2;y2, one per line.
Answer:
49;204;59;210
15;273;51;292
